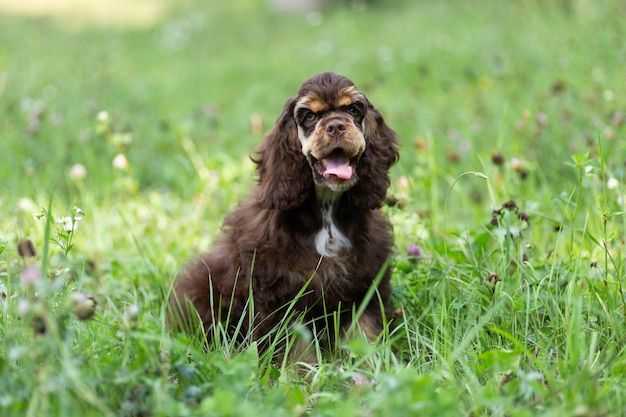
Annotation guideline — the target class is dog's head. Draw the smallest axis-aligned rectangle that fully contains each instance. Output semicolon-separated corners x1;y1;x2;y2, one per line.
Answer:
293;74;368;193
254;72;399;210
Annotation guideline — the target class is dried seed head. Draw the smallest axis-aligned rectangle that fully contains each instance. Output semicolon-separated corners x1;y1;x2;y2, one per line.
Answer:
384;195;403;208
502;200;517;211
33;316;47;336
17;239;36;258
517;212;530;224
518;170;528;180
485;272;502;285
446;150;460;163
71;293;97;321
491;153;505;166
414;136;427;150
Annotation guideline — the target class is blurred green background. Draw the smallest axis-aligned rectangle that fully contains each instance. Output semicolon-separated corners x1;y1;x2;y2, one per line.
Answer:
2;0;623;203
2;1;626;415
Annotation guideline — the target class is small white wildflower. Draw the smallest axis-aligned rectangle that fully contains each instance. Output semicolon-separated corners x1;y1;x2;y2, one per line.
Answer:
97;111;109;122
112;153;129;170
18;198;36;212
124;304;140;320
18;298;31;316
69;164;87;180
55;216;71;224
73;206;84;220
607;177;619;190
510;157;527;173
55;216;79;232
584;165;593;174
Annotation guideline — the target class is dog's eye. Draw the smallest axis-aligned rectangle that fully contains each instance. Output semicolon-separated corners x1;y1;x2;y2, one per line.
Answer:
347;105;361;118
303;111;317;123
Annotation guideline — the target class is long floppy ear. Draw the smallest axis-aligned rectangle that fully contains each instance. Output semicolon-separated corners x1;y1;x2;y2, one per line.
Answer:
347;101;399;209
252;97;313;210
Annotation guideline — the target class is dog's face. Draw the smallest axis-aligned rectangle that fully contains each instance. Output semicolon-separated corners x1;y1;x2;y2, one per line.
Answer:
254;72;398;211
293;76;368;193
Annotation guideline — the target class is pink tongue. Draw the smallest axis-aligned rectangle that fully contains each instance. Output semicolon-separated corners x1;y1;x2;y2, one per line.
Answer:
323;155;353;179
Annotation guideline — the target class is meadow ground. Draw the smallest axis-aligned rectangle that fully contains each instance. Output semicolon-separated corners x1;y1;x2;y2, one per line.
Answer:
1;0;626;415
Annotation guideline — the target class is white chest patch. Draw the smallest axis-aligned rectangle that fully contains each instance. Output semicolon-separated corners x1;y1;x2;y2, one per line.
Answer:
314;200;352;258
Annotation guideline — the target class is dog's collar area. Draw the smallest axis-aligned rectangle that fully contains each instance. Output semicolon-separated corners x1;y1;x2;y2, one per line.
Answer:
314;197;352;258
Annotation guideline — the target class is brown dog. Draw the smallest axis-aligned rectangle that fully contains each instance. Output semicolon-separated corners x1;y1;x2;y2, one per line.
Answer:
169;72;399;358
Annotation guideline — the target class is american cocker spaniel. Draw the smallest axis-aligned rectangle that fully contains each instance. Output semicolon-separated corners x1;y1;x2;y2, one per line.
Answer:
169;72;399;358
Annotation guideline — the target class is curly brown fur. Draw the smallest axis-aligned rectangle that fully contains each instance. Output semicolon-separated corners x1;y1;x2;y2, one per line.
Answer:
169;72;399;358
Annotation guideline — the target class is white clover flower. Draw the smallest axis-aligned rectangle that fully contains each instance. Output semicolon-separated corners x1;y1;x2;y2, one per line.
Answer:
397;176;409;190
20;266;42;287
69;164;87;180
352;374;375;387
17;298;31;316
97;111;109;122
124;304;140;320
113;153;129;170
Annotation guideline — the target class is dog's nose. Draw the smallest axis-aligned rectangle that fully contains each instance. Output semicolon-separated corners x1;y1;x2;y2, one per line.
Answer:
325;120;347;138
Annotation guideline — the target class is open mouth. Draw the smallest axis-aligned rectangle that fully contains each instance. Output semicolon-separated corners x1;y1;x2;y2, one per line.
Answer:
313;148;357;181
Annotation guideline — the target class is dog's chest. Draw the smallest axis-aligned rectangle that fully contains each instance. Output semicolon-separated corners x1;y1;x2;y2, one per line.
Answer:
314;200;351;258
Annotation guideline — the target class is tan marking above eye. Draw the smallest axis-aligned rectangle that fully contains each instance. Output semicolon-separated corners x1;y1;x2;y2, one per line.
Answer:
337;86;361;107
337;94;354;107
306;98;326;113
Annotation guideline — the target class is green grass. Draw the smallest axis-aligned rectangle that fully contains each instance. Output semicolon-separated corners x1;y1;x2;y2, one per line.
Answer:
1;0;626;415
